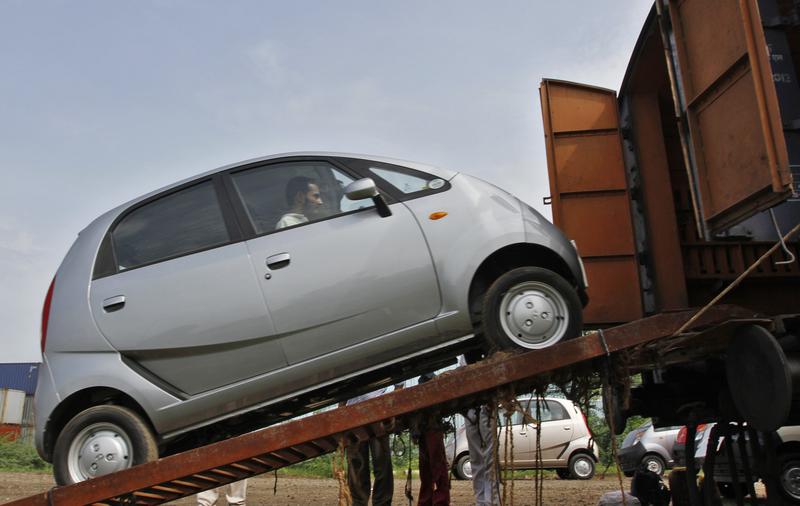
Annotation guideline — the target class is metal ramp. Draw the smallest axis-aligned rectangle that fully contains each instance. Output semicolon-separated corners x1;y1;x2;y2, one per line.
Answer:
4;305;756;506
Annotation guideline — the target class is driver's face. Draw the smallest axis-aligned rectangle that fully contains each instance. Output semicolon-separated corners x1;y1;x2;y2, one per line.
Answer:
305;183;323;206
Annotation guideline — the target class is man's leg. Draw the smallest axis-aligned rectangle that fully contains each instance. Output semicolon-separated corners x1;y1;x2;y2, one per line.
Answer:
466;406;501;506
225;480;247;506
196;487;220;506
417;432;433;506
347;441;372;506
425;430;451;506
370;435;394;506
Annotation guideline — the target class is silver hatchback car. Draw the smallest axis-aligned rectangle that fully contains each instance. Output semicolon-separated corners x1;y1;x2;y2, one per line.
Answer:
34;153;588;484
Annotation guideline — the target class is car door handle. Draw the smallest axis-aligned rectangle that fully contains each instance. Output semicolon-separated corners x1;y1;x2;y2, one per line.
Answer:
102;295;126;313
266;253;291;269
563;426;572;430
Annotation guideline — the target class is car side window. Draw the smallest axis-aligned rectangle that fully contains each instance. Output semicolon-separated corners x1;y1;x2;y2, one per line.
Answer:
368;167;443;194
541;401;569;422
230;161;373;235
112;181;230;271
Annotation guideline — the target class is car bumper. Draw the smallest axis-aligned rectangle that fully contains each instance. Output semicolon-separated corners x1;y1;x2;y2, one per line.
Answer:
618;442;647;473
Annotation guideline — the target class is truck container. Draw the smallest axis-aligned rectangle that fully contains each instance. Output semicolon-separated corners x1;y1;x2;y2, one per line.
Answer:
540;0;799;327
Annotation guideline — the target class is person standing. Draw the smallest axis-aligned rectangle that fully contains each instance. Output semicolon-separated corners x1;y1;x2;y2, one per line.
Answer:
414;373;451;506
465;405;502;506
196;480;247;506
345;385;401;506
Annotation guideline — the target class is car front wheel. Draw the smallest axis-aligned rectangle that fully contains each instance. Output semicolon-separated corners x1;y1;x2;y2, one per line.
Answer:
483;267;582;350
641;454;666;476
568;453;595;480
52;405;158;485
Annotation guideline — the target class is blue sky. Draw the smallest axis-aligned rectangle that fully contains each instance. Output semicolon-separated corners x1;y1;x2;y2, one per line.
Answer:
0;1;652;362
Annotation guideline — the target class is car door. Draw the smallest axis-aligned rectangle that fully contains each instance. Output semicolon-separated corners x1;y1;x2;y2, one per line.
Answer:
497;408;534;468
536;400;577;466
90;178;286;397
226;159;442;385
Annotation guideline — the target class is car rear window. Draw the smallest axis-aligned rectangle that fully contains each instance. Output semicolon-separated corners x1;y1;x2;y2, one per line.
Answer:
112;181;230;270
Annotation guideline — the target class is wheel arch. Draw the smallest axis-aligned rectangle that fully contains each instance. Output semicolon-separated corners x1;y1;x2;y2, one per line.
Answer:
43;387;155;461
569;447;599;463
468;243;582;320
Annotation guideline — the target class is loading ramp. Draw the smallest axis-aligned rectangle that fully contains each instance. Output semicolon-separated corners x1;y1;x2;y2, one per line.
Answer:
4;305;761;506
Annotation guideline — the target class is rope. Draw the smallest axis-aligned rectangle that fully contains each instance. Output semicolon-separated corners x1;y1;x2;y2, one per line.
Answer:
404;432;413;506
334;438;352;506
601;359;626;506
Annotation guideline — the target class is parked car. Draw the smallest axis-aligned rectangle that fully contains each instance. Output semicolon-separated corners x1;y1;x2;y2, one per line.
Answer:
618;420;680;476
672;423;800;503
34;152;588;484
445;397;598;480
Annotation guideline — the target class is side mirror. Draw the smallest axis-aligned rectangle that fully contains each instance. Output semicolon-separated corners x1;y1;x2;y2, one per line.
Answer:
345;178;392;218
345;178;379;200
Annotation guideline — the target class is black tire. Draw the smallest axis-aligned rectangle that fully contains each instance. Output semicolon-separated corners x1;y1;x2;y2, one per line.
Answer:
556;468;571;480
53;405;158;485
568;453;595;480
454;453;472;480
482;267;582;351
778;451;800;504
640;454;666;476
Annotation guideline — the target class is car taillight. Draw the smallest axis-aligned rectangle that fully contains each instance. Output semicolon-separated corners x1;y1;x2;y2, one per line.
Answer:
41;277;55;353
695;423;707;442
580;410;592;436
676;424;707;445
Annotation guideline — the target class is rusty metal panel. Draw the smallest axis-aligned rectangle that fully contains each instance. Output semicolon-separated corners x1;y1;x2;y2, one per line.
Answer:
540;79;644;325
583;259;646;324
629;94;689;311
666;0;794;234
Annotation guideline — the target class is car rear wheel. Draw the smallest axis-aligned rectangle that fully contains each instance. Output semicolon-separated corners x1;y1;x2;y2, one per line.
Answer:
568;453;595;480
482;267;582;351
453;453;472;480
641;454;666;476
53;405;158;485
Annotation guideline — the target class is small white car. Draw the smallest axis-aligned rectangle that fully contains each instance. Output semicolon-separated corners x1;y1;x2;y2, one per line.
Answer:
446;397;598;480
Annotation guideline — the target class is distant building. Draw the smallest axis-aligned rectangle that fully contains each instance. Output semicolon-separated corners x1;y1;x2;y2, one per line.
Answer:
0;363;39;443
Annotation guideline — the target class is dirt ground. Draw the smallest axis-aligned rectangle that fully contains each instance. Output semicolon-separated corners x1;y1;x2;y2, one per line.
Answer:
0;471;634;505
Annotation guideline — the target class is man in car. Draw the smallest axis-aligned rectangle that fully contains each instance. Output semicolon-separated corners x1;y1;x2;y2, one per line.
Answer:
275;176;324;229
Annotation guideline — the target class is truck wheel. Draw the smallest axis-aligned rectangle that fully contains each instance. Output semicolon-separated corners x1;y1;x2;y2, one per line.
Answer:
483;267;582;350
53;405;158;485
641;454;666;476
779;451;800;503
568;453;595;480
454;453;473;480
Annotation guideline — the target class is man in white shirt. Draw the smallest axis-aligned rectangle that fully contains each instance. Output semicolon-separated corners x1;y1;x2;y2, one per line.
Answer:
275;176;324;229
